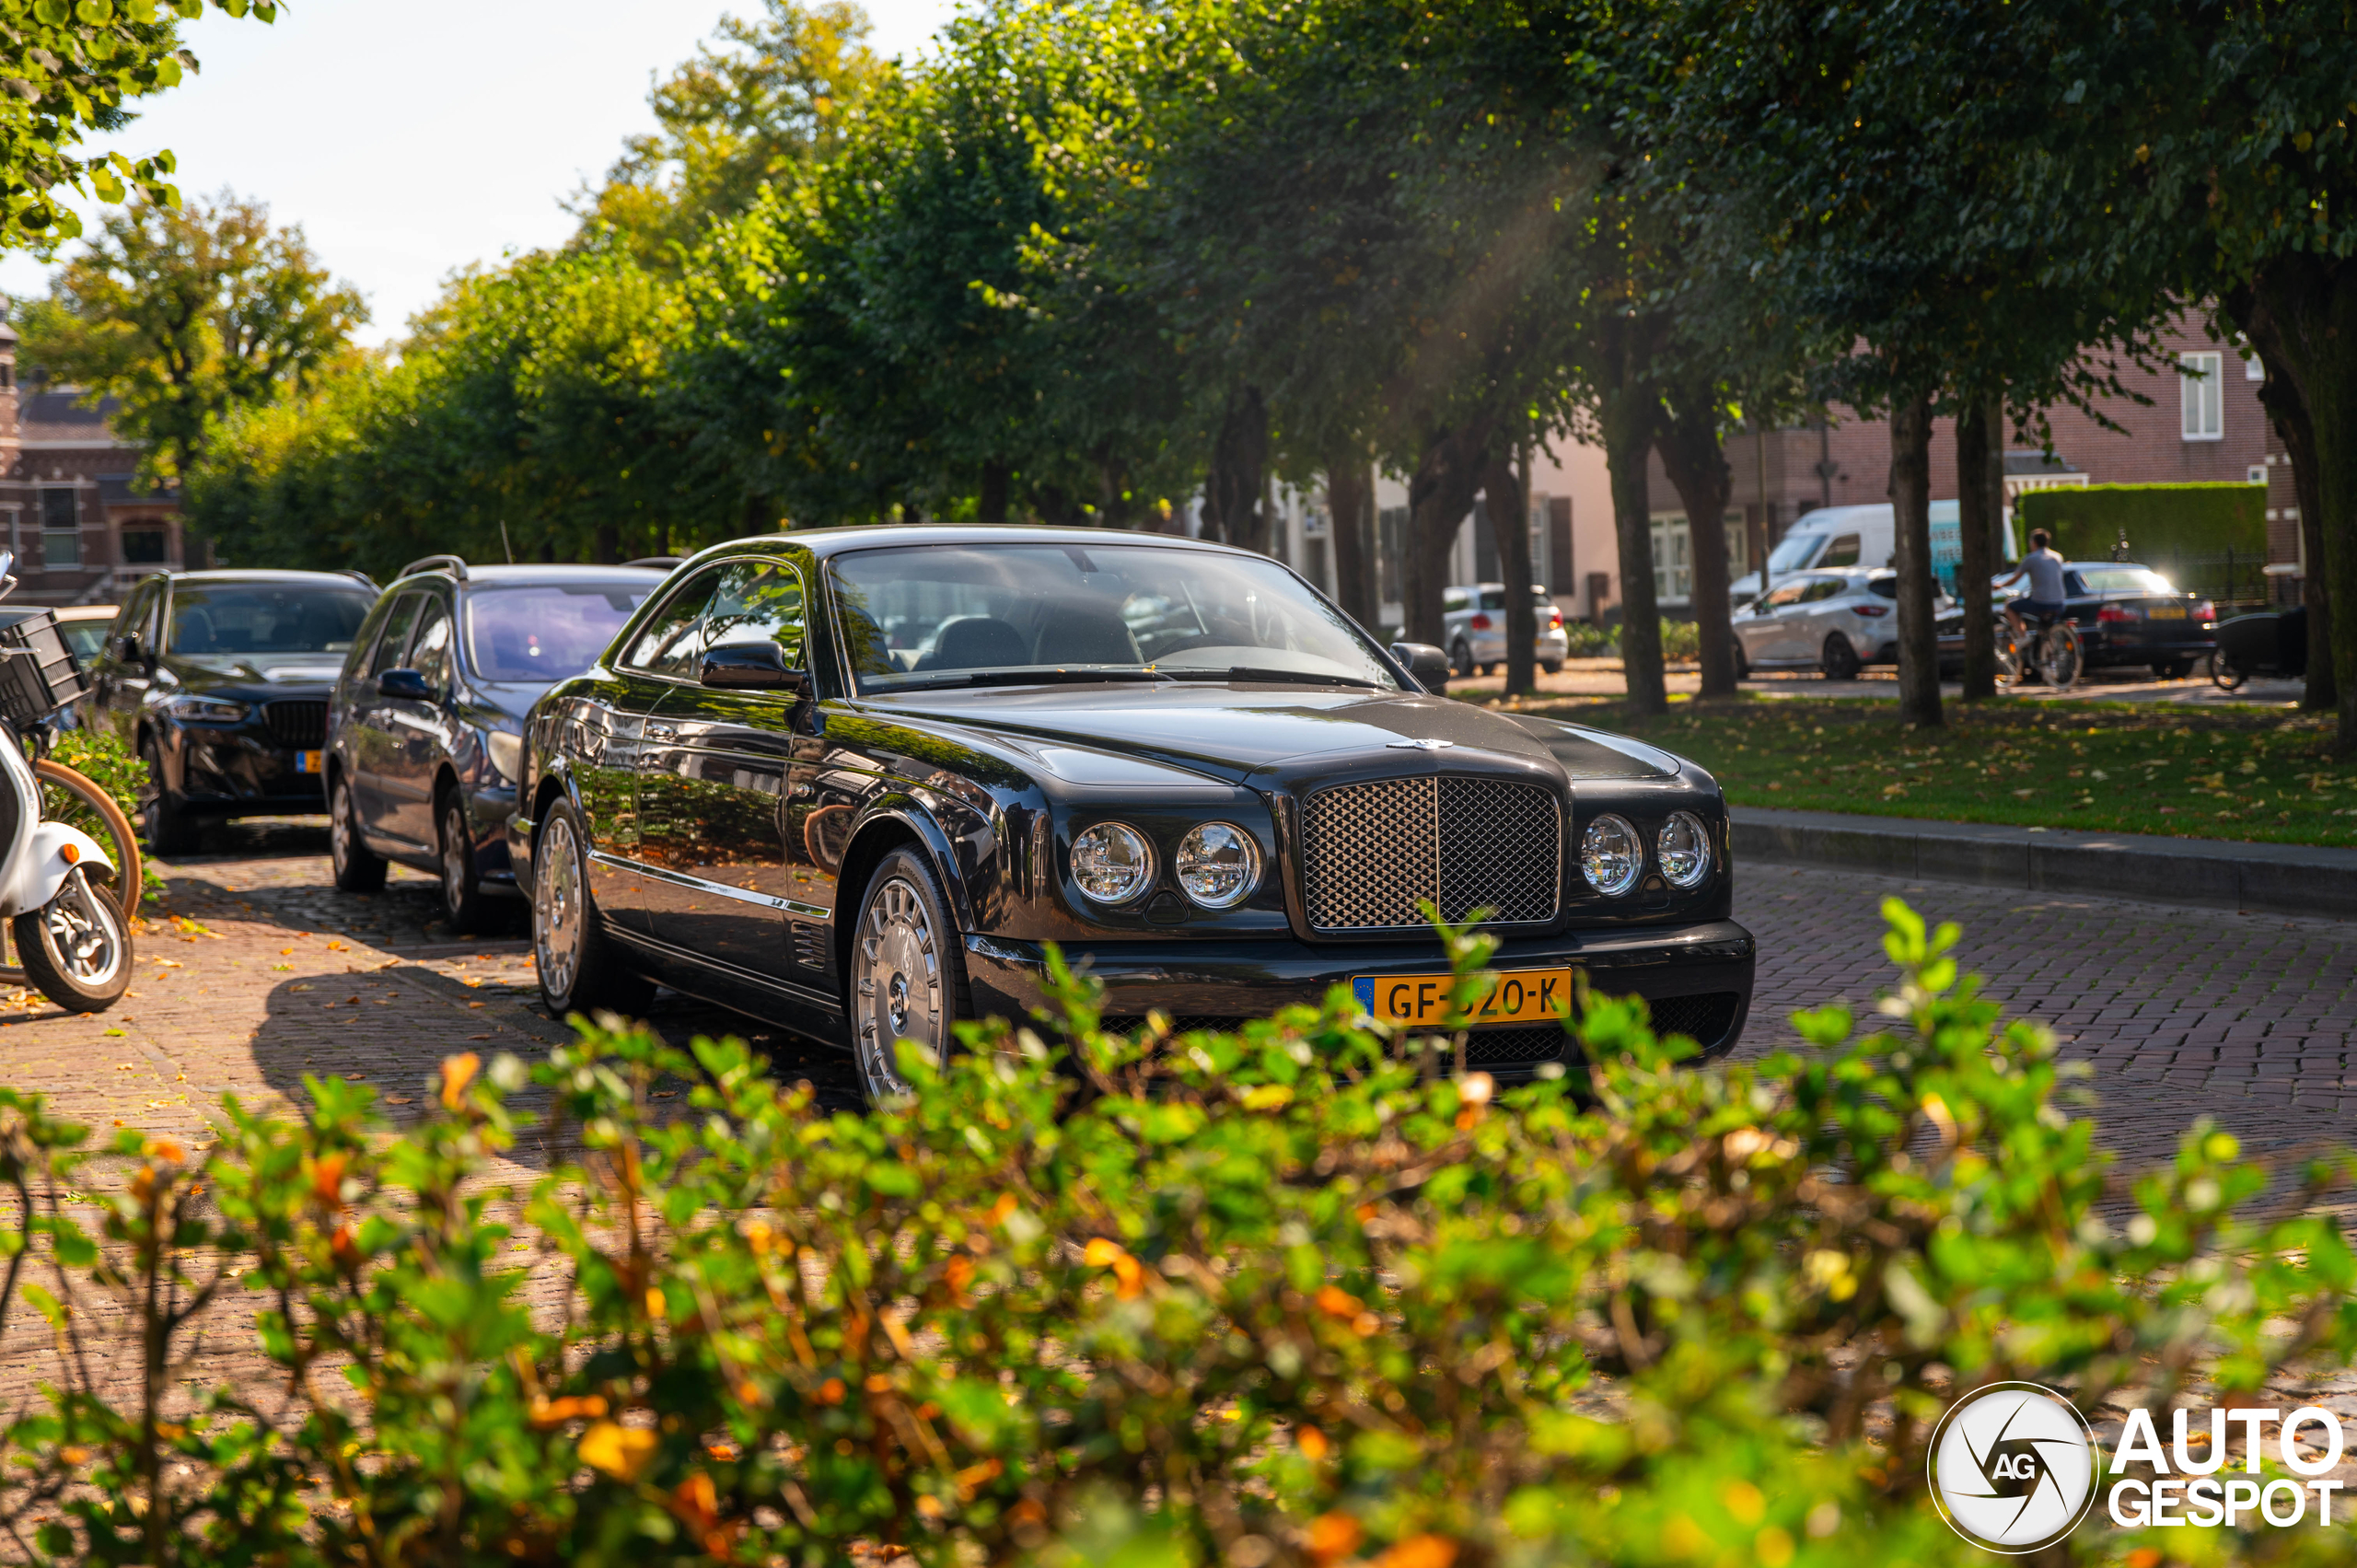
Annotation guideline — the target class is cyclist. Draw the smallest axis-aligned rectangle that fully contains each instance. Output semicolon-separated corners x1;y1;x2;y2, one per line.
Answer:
1997;528;2069;642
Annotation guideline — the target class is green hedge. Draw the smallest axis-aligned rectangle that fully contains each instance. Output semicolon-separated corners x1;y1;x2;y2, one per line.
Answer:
2017;482;2266;564
0;904;2352;1564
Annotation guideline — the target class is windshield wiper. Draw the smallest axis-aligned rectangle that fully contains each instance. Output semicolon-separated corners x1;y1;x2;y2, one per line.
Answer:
871;668;1174;693
1160;666;1388;690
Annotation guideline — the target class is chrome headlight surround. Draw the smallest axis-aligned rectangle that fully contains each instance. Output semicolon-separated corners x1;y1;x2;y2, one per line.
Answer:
1580;813;1643;897
1656;810;1713;889
1069;821;1154;905
1174;820;1260;909
165;695;250;724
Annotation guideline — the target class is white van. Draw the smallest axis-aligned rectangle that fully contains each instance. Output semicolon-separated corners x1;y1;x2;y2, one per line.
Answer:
1728;500;2001;607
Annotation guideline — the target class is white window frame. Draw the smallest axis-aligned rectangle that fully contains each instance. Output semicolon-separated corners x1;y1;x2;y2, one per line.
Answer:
2180;351;2224;441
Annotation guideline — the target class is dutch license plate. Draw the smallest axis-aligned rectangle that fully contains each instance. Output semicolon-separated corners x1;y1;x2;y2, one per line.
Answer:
2147;603;2187;620
1353;967;1577;1028
296;750;324;773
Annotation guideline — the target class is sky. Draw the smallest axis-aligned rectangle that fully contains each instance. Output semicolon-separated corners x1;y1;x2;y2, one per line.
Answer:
0;0;960;344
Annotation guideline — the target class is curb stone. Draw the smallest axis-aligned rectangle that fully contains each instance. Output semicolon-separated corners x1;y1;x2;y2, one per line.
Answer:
1732;807;2357;920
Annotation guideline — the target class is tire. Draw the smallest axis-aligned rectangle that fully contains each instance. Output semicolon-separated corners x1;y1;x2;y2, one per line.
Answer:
329;771;387;893
1540;660;1563;675
14;865;131;1012
2211;651;2247;692
138;737;199;858
34;760;140;921
2038;624;2084;691
849;846;970;1102
532;800;655;1018
2152;656;2194;680
1820;633;1862;681
437;790;487;935
1996;624;2027;688
1449;641;1475;679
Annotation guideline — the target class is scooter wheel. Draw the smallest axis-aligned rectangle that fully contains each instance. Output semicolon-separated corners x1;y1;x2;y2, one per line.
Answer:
14;867;132;1012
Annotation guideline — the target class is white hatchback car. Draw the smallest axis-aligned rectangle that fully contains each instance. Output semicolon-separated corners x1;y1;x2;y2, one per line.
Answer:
1731;569;1919;679
1443;583;1571;677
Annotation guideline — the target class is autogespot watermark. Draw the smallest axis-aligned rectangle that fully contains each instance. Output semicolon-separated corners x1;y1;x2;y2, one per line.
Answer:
1928;1382;2351;1551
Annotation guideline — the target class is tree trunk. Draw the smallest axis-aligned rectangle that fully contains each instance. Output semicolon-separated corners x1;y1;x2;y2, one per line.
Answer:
2232;265;2352;741
1404;420;1488;647
1888;395;1943;727
1954;395;2003;700
1204;386;1269;553
593;521;620;564
1326;450;1376;631
979;460;1010;528
1600;377;1665;716
1482;454;1537;695
1654;388;1737;699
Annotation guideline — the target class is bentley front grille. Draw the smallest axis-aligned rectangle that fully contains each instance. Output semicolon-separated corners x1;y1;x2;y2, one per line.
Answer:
264;700;328;750
1299;774;1561;933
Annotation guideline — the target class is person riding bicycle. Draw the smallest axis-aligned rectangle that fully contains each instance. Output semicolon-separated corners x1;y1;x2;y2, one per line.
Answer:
1997;528;2069;640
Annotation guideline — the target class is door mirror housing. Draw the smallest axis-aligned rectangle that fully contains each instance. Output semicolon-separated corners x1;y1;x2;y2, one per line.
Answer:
377;668;435;702
701;640;811;695
1389;641;1451;691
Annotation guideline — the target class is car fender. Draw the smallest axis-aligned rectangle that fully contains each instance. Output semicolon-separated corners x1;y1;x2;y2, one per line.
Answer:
838;797;977;934
7;824;113;916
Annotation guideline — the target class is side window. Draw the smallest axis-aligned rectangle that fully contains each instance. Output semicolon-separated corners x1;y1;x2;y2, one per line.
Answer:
702;561;805;667
622;565;726;679
1804;578;1846;603
369;594;424;678
409;601;453;691
1760;582;1807;610
1443;588;1470;614
111;584;156;656
1817;534;1862;569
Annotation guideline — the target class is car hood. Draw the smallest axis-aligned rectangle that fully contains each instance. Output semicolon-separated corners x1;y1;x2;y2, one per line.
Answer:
862;683;1683;787
163;654;344;696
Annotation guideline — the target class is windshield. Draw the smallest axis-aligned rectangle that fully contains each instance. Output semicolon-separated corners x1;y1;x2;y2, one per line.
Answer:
466;583;655;682
168;585;374;658
831;542;1400;691
1765;533;1823;575
2073;566;2176;597
1474;587;1553;610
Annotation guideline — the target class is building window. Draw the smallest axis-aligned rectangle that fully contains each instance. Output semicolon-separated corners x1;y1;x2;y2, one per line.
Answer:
122;526;167;565
40;488;78;568
1649;513;1748;604
2180;352;2224;440
2245;350;2265;380
2248;465;2268;486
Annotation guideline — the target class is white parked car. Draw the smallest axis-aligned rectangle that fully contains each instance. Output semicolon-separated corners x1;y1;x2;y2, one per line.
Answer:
1731;568;1945;679
1442;584;1570;677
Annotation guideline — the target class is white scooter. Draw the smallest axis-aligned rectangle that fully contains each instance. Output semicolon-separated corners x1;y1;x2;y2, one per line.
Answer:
0;551;129;1011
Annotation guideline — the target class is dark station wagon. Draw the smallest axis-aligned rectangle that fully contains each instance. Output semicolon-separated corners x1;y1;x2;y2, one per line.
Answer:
511;526;1758;1098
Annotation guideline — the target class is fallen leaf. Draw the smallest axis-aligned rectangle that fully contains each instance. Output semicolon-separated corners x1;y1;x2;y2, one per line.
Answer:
578;1422;658;1482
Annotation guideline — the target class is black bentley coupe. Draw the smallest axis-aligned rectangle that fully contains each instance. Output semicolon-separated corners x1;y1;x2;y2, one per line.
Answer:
510;527;1756;1098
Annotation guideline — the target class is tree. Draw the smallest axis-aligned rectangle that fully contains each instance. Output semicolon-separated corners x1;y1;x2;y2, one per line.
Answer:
576;0;887;268
0;0;273;252
20;192;366;485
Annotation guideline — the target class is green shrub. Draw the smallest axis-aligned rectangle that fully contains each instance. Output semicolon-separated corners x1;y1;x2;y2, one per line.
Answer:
2019;482;2266;564
1562;619;1617;657
0;902;2348;1565
45;725;163;908
1657;616;1701;662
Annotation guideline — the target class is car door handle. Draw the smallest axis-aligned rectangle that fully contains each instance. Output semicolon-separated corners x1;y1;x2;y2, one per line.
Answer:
646;723;678;741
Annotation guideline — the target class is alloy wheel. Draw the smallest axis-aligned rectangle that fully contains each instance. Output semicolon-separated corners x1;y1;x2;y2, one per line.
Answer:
41;870;122;990
853;874;944;1099
535;814;586;1003
441;801;470;916
331;780;357;874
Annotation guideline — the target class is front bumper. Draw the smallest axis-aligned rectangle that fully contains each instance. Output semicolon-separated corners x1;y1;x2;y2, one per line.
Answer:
169;726;328;817
963;918;1757;1069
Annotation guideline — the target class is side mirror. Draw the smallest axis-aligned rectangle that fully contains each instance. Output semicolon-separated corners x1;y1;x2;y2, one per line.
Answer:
377;668;434;702
702;640;811;695
1389;641;1451;692
116;634;141;664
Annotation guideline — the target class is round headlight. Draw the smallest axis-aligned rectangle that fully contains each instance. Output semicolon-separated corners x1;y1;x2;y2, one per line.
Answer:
1175;821;1260;908
1070;821;1153;904
1580;813;1643;897
1656;810;1713;889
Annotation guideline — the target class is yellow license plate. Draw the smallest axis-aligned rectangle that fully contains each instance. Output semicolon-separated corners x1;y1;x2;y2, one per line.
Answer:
2147;603;2187;619
296;749;325;773
1353;967;1576;1027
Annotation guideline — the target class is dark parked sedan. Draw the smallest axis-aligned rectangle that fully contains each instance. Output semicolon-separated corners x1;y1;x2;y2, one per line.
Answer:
86;570;380;853
511;526;1756;1098
1935;562;2217;679
327;558;668;932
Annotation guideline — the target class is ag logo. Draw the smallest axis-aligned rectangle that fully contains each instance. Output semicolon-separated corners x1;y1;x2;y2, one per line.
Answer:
1927;1382;2103;1552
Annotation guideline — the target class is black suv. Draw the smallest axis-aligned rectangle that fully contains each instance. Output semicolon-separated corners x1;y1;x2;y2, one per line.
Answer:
87;569;380;854
327;557;668;932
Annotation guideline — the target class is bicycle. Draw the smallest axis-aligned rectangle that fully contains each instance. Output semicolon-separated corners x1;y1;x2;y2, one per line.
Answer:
1998;607;2083;692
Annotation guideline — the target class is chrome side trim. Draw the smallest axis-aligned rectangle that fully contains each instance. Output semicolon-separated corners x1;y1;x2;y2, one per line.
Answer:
587;849;830;921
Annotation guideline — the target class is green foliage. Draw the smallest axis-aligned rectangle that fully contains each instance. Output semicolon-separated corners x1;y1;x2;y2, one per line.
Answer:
0;903;2348;1563
47;724;142;821
2021;483;2269;568
0;0;274;252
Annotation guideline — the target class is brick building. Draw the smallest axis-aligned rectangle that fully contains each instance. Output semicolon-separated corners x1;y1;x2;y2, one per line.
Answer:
0;321;189;609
